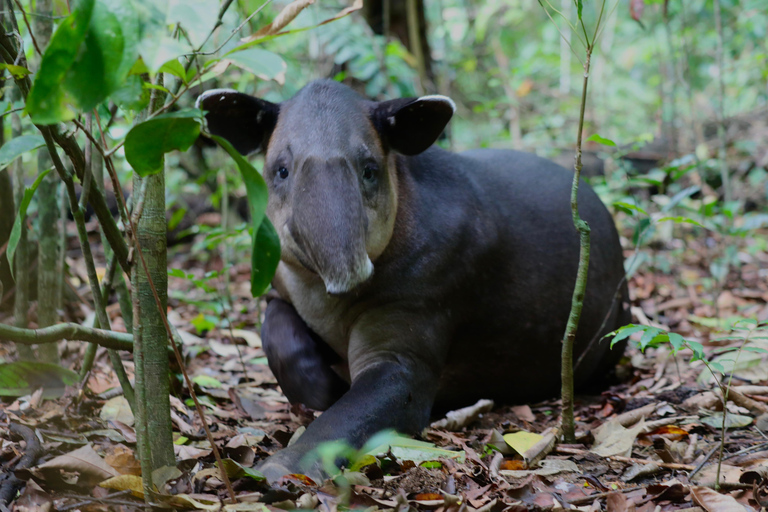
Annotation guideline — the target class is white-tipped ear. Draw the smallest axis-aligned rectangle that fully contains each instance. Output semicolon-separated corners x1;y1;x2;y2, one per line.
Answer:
195;88;240;110
196;89;279;155
372;95;455;155
415;95;456;114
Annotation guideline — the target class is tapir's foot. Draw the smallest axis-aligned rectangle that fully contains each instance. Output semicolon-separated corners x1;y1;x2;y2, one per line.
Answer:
255;450;325;486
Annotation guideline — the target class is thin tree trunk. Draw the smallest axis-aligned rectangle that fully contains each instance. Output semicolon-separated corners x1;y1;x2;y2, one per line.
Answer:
34;0;59;363
0;108;12;305
132;80;175;487
11;89;33;360
713;0;731;204
559;0;572;95
561;50;593;444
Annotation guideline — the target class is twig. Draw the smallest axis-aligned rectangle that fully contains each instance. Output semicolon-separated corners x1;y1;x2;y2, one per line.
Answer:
12;0;42;55
0;321;133;351
689;445;719;480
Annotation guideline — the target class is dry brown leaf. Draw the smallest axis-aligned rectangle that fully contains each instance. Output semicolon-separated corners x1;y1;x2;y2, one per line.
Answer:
255;0;315;37
242;0;363;43
592;417;646;457
511;404;536;422
37;444;120;486
606;491;636;512
690;486;750;511
104;445;141;476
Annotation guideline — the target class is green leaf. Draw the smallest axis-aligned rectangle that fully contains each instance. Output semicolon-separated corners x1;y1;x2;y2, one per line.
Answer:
223;48;287;83
638;327;662;350
26;0;95;123
218;459;265;481
0;135;46;168
687;340;705;360
26;0;139;124
608;324;645;348
124;110;202;176
667;332;685;352
252;218;281;297
7;169;52;279
0;361;79;399
613;201;647;216
656;216;704;228
210;135;280;297
586;133;616;146
0;63;32;79
700;412;752;430
193;375;222;388
159;59;188;83
575;0;583;20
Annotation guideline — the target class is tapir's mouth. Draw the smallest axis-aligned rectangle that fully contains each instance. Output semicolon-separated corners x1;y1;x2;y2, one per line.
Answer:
284;222;374;295
323;256;374;296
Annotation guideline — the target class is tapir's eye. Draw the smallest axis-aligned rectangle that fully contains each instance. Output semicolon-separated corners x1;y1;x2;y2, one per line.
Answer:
362;164;376;182
278;166;289;179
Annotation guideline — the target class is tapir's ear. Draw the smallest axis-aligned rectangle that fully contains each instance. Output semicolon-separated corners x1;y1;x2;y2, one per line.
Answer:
371;95;455;156
196;89;279;155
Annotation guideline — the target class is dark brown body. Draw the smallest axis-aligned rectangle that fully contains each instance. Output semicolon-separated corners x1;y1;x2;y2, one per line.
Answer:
199;80;629;482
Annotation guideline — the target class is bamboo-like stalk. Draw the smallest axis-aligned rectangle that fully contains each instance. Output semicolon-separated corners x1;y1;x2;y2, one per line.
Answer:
32;0;59;365
132;80;175;490
10;88;33;361
560;49;593;443
713;0;731;204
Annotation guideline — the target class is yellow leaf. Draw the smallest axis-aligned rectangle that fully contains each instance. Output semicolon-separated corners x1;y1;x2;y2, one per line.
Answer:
516;78;534;97
503;431;543;454
99;474;145;499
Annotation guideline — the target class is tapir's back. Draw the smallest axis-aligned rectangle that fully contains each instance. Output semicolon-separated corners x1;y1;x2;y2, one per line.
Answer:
405;147;628;407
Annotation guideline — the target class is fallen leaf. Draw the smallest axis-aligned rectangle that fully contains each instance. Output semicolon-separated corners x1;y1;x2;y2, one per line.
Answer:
99;474;144;498
37;445;120;487
690;486;750;511
592;417;646;457
100;396;134;426
503;431;543;454
606;491;636;512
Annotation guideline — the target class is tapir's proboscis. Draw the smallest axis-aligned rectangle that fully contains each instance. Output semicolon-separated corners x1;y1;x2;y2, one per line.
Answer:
198;80;630;482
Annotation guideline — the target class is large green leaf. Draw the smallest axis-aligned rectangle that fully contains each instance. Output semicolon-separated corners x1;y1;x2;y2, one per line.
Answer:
210;135;280;297
124;110;202;177
26;0;139;124
7;169;52;279
0;135;45;168
0;361;79;399
224;48;287;83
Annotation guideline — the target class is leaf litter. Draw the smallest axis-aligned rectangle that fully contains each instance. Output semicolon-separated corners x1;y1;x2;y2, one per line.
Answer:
1;214;768;511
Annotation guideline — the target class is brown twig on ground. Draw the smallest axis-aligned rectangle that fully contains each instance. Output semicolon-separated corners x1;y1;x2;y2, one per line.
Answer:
555;445;696;471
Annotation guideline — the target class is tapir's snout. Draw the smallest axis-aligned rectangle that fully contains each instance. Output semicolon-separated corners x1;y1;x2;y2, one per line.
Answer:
287;156;375;296
323;255;374;295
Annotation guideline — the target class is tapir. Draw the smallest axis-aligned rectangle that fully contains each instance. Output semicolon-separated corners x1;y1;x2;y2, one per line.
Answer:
198;80;630;481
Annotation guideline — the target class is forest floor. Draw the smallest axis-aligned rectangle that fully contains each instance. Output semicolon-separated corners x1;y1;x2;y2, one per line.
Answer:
2;219;768;511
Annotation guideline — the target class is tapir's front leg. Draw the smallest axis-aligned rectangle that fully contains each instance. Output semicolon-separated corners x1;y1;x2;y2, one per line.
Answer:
261;298;348;411
257;358;440;482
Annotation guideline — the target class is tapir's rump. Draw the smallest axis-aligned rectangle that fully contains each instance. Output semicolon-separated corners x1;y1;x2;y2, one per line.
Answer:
198;80;629;482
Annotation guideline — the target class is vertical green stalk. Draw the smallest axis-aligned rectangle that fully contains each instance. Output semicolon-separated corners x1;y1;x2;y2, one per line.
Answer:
132;79;175;492
11;91;33;360
560;49;593;443
713;0;730;204
33;0;59;364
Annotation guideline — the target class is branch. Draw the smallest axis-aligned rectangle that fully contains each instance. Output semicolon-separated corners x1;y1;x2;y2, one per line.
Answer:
0;322;133;351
